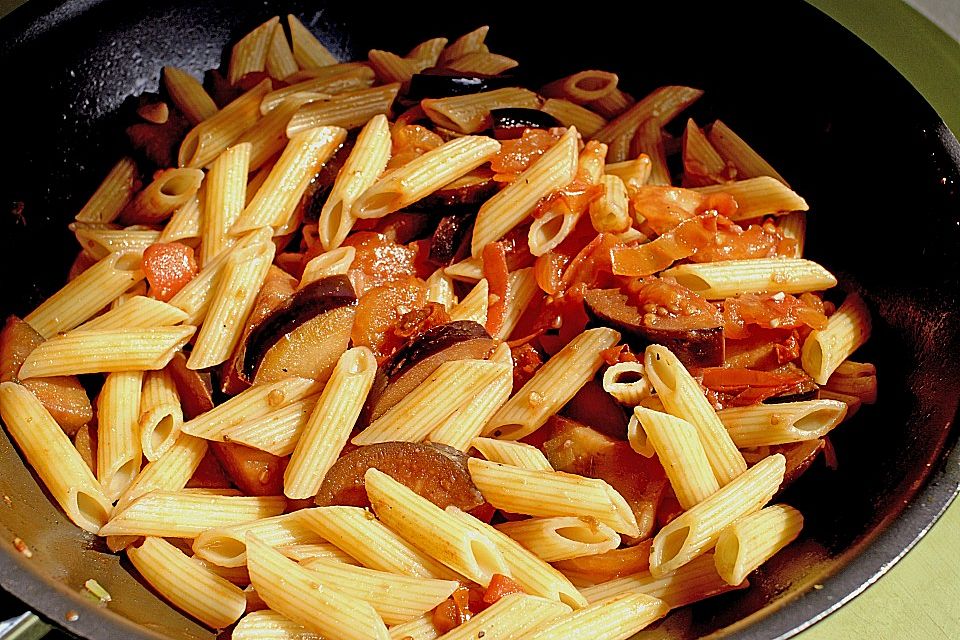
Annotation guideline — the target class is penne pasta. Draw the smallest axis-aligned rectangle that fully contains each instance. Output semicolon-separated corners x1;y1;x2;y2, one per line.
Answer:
160;191;202;242
438;26;489;65
436;592;572;640
72;224;160;261
278;541;359;564
368;48;433;85
777;211;807;258
682;118;729;186
422;87;541;134
193;509;326;568
541;70;619;104
179;78;271;169
138;368;184;461
717;400;847;447
260;66;376;114
447;278;488;324
471;437;553;472
541;98;608;138
693;177;807;220
163;67;218;126
631;118;671;185
589;174;630;233
114;434;208;515
824;359;878;404
447;51;518;75
265;21;298;81
707;119;788;185
74;157;140;223
588;88;634;119
200;143;252;266
801;292;872;385
515;591;667;640
76;295;187;332
714;504;803;585
662;258;838;300
228;17;279;85
286;84;401;137
592;86;704;159
495;267;537;341
287;14;338;68
494;516;621;563
426;363;512;451
601;361;653;406
389;615;440;640
221;395;318;456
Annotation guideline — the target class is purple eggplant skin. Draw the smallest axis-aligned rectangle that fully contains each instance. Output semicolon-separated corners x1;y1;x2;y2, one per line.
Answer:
428;213;475;265
490;108;561;140
418;178;498;213
406;68;520;101
361;321;495;425
242;275;357;380
583;288;725;368
298;136;355;222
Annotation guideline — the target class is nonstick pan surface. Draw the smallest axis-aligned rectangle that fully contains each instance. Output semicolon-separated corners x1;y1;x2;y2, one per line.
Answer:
0;1;958;639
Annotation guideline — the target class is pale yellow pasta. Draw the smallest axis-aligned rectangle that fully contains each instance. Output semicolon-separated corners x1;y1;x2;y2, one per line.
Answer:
368;48;433;85
299;247;356;288
138;368;183;462
633;407;720;510
113;434;208;515
467;458;639;538
127;537;246;629
605;157;653;192
447;278;488;324
233;611;322;640
260;68;376;113
422;87;540;134
588;88;634;119
353;135;500;219
285;347;377;499
542;70;618;103
406;37;448;65
541;98;608;138
662;258;838;300
246;533;389;640
818;388;863;419
71;224;160;260
444;255;484;282
25;251;144;338
188;241;275;369
232;126;347;233
181;376;320;440
318;113;391;250
300;506;458;580
74;157;140;223
495;516;620;563
483;327;620;440
287;15;338;68
228;16;279;85
160;191;202;242
179;78;271;169
471;437;553;472
283;61;374;84
824;360;877;404
447;52;519;75
389;615;440;640
100;491;286;538
365;468;508;586
427;363;512;451
265;21;298;81
438;26;489;65
717;400;847;447
233;96;319;176
0;382;112;533
200;143;251;266
515;591;668;640
286;84;401;136
649;454;785;577
425;269;457;310
496;267;537;340
683;118;728;184
589;174;630;233
76;295;187;332
191;556;251;586
601;361;653;406
353;359;509;445
162;67;218;125
193;509;326;568
693;177;808;220
221;395;318;456
707;119;788;185
437;593;572;640
471;127;578;256
18;326;194;379
802;293;872;385
299;557;458;625
714;504;803;586
643;345;745;485
631;119;670;185
778;211;807;258
278;541;359;564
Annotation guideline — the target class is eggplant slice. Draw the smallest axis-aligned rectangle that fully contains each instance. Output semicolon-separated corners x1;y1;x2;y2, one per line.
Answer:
490;107;561;140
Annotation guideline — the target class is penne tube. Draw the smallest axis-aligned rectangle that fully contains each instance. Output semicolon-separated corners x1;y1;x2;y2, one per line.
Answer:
163;67;218;125
284;347;378;499
18;326;194;379
494;516;620;563
100;491;286;538
260;67;376;114
122;167;205;225
389;615;439;640
302;506;457;579
483;327;620;440
317;113;391;250
468;458;639;538
626;412;655;458
300;557;458;625
438;26;489;65
179;78;272;169
422;87;540;134
353;359;509;446
447;278;488;324
138;368;183;461
76;295;187;332
471;437;553;472
682;118;729;186
714;504;804;585
299;247;355;289
777;211;806;258
25;251;144;338
649;454;785;577
579;552;744;608
588;88;634;119
541;98;607;138
287;14;338;68
188;241;275;369
662;258;838;300
353;135;500;219
368;48;433;85
817;388;862;419
200;143;252;266
707;120;788;185
589;174;630;233
824;360;877;404
605;157;653;192
447;52;518;75
717;400;847;447
127;537;246;629
278;541;359;564
439;594;572;640
444;255;484;282
233;96;319;174
232;126;347;234
365;468;508;586
802;292;872;385
426;363;512;451
515;591;667;640
221;395;318;456
286;84;401;137
601;361;653;406
72;224;160;261
160;192;202;243
643;345;745;485
228;17;279;85
592;86;704;151
541;70;618;103
114;434;208;515
471;127;578;256
193;509;326;568
496;267;537;341
181;376;320;440
233;611;321;640
191;556;250;586
632;407;720;510
631;118;671;185
74;157;140;223
407;37;448;65
265;21;298;81
0;382;112;533
693;177;808;220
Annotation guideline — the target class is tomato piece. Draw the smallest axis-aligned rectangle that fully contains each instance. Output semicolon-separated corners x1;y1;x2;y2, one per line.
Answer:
621;276;722;333
510;341;543;392
482;574;525;605
386;302;451;354
552;539;652;583
600;344;640;366
533;141;606;219
141;242;198;302
534;252;568;295
490;129;562;179
559;233;620;293
630;186;701;234
482;242;509;336
388;123;444;170
690;217;795;262
343;232;418;288
432;599;462;635
610;212;719;276
350;275;427;360
722;292;828;339
700;364;818;407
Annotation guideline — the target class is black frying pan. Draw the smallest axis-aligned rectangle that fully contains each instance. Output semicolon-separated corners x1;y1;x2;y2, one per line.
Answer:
1;1;958;639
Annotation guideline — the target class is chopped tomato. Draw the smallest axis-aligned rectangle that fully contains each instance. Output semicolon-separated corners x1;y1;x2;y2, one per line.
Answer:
432;585;484;634
490;128;563;179
691;217;795;262
600;344;640;366
722;292;827;339
700;364;817;407
553;539;653;582
467;502;497;523
621;276;722;333
481;242;509;336
559;233;620;292
343;232;418;288
725;327;803;369
510;341;543;392
610;212;719;276
386;302;450;352
350;275;427;361
533;141;606;219
630;185;701;234
496;223;537;271
534;252;569;295
141;242;198;302
388;123;444;170
482;574;525;605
